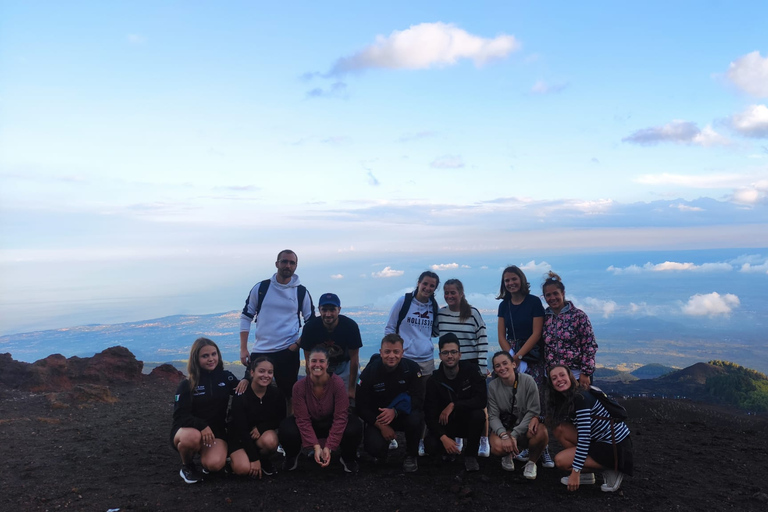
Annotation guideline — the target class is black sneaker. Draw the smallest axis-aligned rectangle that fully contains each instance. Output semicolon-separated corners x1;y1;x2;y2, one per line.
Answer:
261;458;276;476
283;453;299;472
180;463;202;484
340;456;359;473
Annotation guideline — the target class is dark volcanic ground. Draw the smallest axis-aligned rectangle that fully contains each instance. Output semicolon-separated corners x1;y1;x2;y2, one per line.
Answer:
1;380;768;512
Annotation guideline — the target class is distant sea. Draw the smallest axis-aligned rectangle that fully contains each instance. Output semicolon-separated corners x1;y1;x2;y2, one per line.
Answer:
2;305;766;374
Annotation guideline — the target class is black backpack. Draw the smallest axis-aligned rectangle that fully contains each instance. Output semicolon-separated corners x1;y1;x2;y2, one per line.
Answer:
254;279;315;323
588;386;628;421
395;292;439;337
588;385;628;471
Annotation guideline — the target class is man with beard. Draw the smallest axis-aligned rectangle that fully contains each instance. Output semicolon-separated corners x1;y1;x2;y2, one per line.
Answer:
423;333;487;472
239;249;314;412
299;293;362;400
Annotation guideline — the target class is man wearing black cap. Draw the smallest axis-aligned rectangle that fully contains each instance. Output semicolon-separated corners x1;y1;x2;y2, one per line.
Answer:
299;293;363;400
423;333;487;472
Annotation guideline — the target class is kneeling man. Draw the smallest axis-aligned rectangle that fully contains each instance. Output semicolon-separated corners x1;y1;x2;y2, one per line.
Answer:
424;333;487;472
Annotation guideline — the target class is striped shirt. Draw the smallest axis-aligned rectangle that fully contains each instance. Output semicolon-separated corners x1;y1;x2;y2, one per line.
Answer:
572;392;631;473
438;306;488;373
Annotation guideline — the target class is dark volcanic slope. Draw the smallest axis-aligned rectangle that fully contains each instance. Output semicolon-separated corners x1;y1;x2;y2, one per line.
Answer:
2;379;768;512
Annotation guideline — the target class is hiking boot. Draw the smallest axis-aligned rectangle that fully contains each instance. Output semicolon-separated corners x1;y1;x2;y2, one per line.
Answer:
418;439;426;457
283;453;299;472
478;436;490;457
388;439;399;450
180;462;202;484
455;437;464;453
514;448;529;462
523;461;537;480
541;447;555;468
403;455;418;473
340;456;359;474
464;456;480;472
501;454;515;472
601;470;624;492
560;473;596;485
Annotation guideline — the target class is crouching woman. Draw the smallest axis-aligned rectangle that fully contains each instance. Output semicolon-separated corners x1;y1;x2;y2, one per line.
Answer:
171;338;240;483
547;365;634;492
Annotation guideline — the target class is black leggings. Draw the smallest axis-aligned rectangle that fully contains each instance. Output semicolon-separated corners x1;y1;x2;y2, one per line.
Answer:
279;414;363;462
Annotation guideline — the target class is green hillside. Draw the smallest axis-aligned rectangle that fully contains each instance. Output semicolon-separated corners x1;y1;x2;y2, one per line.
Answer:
705;360;768;412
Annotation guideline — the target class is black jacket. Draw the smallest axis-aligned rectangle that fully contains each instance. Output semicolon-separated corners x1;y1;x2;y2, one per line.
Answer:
424;360;487;438
356;354;424;426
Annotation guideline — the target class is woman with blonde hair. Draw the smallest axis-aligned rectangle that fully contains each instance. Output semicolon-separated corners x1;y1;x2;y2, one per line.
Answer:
170;338;240;483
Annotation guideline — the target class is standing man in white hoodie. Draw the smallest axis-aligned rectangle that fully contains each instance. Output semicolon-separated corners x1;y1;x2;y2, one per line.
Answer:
240;249;314;412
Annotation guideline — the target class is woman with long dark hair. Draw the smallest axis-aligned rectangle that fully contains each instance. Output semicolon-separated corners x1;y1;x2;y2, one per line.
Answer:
228;357;286;478
496;265;552;466
547;365;633;492
438;278;488;374
487;352;549;480
170;337;239;484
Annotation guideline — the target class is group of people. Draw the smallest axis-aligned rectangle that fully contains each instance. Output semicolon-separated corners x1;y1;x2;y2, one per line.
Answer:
170;249;633;493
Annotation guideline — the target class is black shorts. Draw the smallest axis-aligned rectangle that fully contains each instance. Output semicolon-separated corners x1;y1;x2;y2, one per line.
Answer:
589;436;633;476
169;423;227;451
251;348;299;398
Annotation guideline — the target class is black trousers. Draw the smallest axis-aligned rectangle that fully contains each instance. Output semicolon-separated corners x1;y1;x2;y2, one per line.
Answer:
278;414;362;462
424;408;485;457
363;409;424;458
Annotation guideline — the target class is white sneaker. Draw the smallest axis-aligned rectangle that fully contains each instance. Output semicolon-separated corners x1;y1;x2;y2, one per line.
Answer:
478;436;490;457
388;439;398;450
560;473;596;485
276;444;285;455
501;454;515;471
523;461;537;480
455;438;464;453
418;439;426;457
601;470;624;492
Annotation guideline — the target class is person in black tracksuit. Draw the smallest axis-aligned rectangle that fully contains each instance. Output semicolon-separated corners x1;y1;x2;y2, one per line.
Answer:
356;334;424;470
424;333;487;471
171;338;239;484
227;357;286;478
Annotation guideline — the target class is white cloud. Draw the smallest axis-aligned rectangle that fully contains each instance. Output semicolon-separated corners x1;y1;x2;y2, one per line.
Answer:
681;292;740;316
727;51;768;97
430;155;465;169
330;22;520;74
634;172;754;189
330;274;344;279
371;266;404;278
623;121;729;146
431;263;459;271
739;263;768;273
608;261;733;274
730;179;768;205
728;104;768;138
516;260;551;275
671;203;704;212
628;302;664;316
579;297;617;319
530;80;568;95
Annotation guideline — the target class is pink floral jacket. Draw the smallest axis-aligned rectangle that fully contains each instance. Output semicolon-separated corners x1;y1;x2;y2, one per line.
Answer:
543;301;597;376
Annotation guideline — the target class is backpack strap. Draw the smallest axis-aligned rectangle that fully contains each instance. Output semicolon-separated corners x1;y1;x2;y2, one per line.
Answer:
296;285;315;323
430;297;439;337
254;279;271;320
395;293;414;334
589;387;620;472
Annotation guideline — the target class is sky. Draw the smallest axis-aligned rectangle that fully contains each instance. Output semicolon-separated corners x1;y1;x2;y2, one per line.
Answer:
1;1;767;337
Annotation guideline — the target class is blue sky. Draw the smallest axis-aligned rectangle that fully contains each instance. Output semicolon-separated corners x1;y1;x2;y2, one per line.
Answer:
1;1;767;335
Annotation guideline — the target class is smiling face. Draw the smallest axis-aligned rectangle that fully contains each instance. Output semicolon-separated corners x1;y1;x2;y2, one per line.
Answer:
503;272;522;296
492;353;516;380
439;342;460;370
544;284;565;313
380;341;404;370
549;366;575;393
308;350;329;378
251;360;274;388
197;344;219;372
416;276;438;302
443;284;462;311
320;305;340;329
